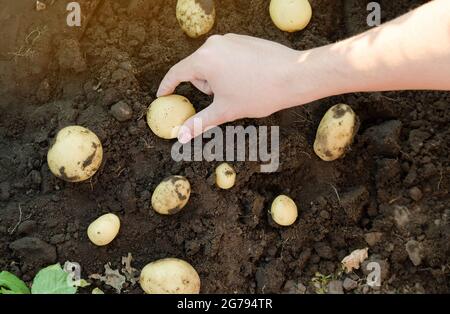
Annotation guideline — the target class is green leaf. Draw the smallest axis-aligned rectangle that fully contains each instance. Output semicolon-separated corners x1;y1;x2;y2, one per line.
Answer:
0;271;30;294
31;264;77;294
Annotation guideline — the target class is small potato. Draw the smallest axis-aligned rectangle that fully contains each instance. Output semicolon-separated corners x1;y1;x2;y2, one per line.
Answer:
151;176;191;215
314;104;359;161
47;126;103;182
140;258;200;294
147;95;196;139
176;0;215;38
87;213;120;246
270;195;298;226
215;163;236;190
270;0;312;32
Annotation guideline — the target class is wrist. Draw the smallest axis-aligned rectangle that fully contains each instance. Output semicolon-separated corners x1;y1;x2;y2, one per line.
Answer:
287;46;351;107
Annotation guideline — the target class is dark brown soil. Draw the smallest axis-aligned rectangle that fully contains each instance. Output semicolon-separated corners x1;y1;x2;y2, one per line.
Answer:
0;0;449;293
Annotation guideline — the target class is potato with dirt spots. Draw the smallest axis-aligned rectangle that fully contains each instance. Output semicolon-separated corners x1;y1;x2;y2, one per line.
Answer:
176;0;216;38
314;104;359;161
270;195;298;226
151;176;191;215
147;95;196;139
215;163;236;190
270;0;312;32
47;126;103;182
140;258;200;294
87;213;120;246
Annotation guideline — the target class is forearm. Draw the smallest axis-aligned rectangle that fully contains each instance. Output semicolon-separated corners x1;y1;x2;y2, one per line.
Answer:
293;0;450;103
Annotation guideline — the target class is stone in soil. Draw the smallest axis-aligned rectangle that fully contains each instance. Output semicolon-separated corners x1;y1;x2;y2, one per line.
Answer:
363;120;402;157
343;278;358;291
409;187;423;201
340;186;369;223
364;232;383;247
327;280;344;294
111;101;133;122
405;240;423;266
17;220;37;236
283;280;307;294
0;181;11;201
9;237;57;267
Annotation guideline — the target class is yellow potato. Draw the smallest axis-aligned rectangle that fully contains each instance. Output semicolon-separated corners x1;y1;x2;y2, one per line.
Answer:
140;258;200;294
270;0;312;32
270;195;298;226
47;126;103;182
215;163;236;190
314;104;359;161
151;176;191;215
87;213;120;246
176;0;216;38
147;95;196;139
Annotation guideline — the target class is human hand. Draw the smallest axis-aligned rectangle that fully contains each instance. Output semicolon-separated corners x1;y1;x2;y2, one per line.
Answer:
157;34;321;143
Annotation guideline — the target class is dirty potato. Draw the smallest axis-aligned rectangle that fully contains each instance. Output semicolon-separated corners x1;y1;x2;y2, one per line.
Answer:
215;163;236;190
47;126;103;182
176;0;216;38
270;0;312;32
147;95;196;140
151;176;191;215
140;258;200;294
87;213;121;246
270;195;298;226
314;104;359;161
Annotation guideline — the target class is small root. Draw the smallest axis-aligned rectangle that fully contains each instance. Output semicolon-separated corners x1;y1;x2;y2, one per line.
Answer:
8;204;23;235
329;184;341;203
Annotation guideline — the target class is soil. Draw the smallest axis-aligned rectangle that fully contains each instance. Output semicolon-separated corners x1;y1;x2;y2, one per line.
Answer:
0;0;449;294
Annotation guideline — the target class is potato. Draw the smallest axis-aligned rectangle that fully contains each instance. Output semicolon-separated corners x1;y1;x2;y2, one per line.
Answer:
47;126;103;182
215;163;236;190
151;176;191;215
87;213;120;246
176;0;215;38
270;195;298;226
314;104;359;161
140;258;200;294
147;95;196;139
270;0;312;32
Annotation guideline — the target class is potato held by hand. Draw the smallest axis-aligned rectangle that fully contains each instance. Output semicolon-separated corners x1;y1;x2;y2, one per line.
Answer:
152;176;191;215
47;126;103;182
147;95;196;139
176;0;215;38
87;213;120;246
140;258;200;294
270;0;312;32
314;104;359;161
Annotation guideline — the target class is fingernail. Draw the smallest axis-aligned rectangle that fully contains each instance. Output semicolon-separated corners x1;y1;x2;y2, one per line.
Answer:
178;129;192;144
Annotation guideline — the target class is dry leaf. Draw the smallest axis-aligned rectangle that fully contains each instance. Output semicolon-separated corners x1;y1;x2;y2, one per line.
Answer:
89;263;126;294
341;248;369;273
121;253;139;285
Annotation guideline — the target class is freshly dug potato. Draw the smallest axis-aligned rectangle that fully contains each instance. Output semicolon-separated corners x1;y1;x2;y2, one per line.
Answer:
215;163;236;190
176;0;215;38
270;195;298;226
151;176;191;215
140;258;200;294
47;126;103;182
314;104;359;161
87;213;120;246
147;95;196;139
269;0;312;32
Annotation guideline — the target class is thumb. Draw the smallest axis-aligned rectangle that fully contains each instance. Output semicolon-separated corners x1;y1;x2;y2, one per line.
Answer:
177;102;228;144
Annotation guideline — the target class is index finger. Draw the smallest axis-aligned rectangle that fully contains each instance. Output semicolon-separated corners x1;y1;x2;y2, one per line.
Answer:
157;53;200;97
